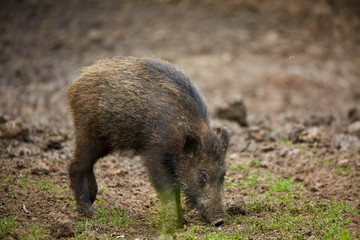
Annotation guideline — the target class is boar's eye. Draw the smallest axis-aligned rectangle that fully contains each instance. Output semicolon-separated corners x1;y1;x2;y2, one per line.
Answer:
199;171;207;185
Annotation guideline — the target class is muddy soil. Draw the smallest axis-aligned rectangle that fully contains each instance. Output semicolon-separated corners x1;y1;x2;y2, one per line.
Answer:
1;0;360;239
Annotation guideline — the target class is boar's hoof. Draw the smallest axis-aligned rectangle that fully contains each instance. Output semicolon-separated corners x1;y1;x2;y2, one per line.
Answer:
211;218;225;227
80;207;95;218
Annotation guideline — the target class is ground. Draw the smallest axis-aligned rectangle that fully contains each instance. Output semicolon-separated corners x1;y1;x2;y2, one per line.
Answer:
0;0;360;239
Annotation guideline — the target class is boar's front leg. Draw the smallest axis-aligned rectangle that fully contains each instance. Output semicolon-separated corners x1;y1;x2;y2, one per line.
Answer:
174;185;187;226
145;150;185;227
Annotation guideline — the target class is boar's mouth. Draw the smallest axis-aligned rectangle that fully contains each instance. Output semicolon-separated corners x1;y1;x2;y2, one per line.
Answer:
206;209;226;226
210;218;225;226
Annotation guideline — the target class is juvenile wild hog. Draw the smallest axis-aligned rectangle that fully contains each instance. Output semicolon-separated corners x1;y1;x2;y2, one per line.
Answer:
67;56;230;226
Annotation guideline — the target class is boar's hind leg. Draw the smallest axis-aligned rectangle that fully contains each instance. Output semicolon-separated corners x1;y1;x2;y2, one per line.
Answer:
69;138;110;217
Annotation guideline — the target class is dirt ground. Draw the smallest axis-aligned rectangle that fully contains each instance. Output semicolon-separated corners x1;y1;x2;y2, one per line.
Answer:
1;0;360;239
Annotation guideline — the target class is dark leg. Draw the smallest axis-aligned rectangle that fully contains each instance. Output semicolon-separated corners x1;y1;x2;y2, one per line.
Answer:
144;150;184;228
174;186;186;227
69;138;110;217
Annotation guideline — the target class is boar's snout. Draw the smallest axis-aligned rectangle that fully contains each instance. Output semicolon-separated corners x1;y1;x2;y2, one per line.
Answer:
205;205;226;227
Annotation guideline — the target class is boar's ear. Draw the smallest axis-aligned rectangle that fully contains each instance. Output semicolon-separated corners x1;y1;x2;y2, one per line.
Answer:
183;134;201;157
216;127;231;152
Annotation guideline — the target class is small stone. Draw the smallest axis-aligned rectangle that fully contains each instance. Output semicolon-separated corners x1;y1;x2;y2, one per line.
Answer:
16;160;26;169
348;107;360;123
88;230;101;239
106;168;127;176
332;133;360;151
216;96;248;127
44;136;65;150
87;29;103;43
289;125;305;143
248;126;270;142
0;116;8;124
31;167;50;175
304;113;334;126
0;120;30;141
348;121;360;138
294;176;304;182
279;149;288;157
247;141;258;152
338;159;349;168
356;162;360;170
260;144;275;152
302;227;312;236
300;128;322;143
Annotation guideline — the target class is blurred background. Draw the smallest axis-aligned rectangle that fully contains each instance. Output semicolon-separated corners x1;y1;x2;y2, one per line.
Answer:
1;0;359;126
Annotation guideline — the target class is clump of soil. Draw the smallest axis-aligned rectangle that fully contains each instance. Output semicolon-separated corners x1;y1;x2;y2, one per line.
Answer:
226;196;246;216
49;213;75;238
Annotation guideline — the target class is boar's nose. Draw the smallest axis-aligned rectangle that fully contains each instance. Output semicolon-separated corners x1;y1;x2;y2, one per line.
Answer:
210;218;225;227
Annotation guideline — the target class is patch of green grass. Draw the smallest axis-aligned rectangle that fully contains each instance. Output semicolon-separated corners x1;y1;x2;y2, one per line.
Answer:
6;176;15;184
180;230;247;240
228;157;261;173
327;158;335;164
243;172;275;188
245;177;358;239
0;215;17;238
65;198;77;209
19;176;29;189
314;158;335;165
299;146;307;154
248;157;261;167
75;202;136;238
10;193;17;199
311;200;358;239
278;137;293;146
246;196;274;214
96;199;105;205
243;173;262;187
34;178;57;192
99;184;107;193
337;166;351;175
227;181;238;188
184;224;213;235
267;176;305;194
63;186;70;193
250;212;306;233
174;172;359;240
21;223;52;240
229;162;246;172
177;224;246;240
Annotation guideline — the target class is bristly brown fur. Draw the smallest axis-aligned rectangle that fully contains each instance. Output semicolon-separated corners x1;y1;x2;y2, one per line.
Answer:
67;56;230;226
